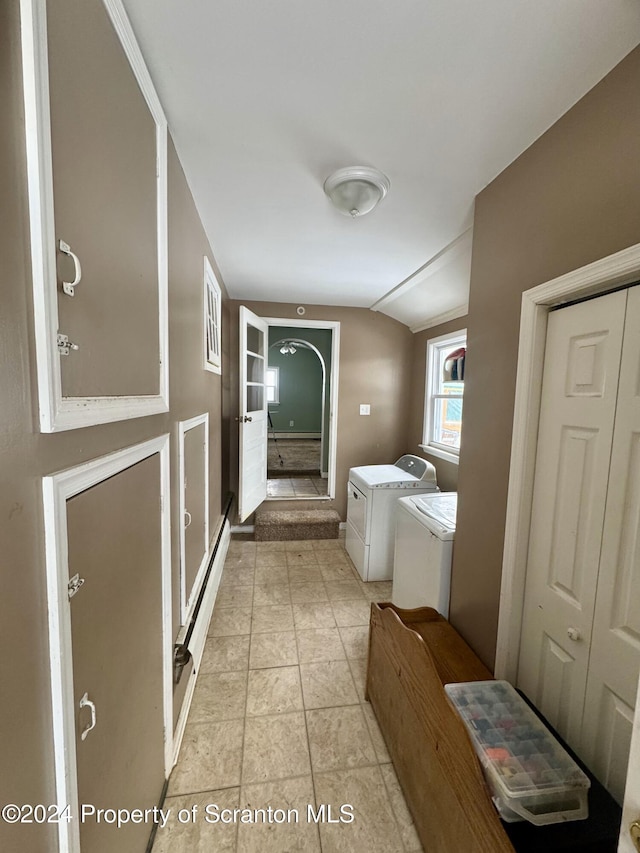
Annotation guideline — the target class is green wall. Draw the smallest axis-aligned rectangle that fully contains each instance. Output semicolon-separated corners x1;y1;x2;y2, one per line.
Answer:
268;327;333;471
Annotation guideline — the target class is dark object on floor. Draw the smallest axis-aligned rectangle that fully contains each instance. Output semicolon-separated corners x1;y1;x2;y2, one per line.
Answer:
255;508;340;540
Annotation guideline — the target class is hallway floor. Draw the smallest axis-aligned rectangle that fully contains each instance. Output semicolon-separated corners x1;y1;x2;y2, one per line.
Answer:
153;535;423;852
266;476;329;498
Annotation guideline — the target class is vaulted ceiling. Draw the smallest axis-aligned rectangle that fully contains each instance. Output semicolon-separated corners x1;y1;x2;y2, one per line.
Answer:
122;0;640;327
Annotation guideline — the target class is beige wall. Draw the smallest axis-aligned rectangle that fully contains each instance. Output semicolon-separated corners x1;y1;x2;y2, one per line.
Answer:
450;45;640;669
408;316;468;493
0;4;226;848
227;301;414;520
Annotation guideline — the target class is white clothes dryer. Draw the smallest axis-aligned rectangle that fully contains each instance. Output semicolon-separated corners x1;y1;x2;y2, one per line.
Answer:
345;455;438;582
392;491;457;617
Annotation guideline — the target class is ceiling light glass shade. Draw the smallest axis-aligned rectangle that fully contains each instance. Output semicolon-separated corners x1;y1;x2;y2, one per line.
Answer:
324;166;390;217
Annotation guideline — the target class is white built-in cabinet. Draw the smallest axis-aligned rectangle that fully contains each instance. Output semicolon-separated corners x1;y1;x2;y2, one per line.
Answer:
518;284;640;804
21;0;168;431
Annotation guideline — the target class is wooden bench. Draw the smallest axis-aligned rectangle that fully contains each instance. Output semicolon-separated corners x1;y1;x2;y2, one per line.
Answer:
365;603;621;853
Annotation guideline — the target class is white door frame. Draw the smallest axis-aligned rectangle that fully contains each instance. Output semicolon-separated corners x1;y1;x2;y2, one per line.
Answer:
265;317;340;498
178;413;210;624
42;435;172;853
495;242;640;680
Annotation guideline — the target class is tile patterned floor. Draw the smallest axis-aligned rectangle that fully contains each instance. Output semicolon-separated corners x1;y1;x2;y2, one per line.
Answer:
153;535;423;853
266;477;329;498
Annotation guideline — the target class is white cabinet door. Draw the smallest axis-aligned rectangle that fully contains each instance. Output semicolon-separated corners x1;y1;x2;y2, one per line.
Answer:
517;290;626;750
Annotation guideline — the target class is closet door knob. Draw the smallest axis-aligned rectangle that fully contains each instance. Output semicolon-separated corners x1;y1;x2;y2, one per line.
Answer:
567;627;581;641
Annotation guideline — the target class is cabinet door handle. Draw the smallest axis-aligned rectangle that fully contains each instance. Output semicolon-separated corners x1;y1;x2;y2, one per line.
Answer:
79;692;97;741
58;240;82;297
184;510;192;528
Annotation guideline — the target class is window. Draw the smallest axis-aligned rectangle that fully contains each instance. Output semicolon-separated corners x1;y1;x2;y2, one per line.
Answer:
422;330;466;462
265;367;279;404
204;257;222;374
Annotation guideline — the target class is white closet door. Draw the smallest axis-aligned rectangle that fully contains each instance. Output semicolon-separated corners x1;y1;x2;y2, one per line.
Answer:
580;285;640;804
517;290;626;751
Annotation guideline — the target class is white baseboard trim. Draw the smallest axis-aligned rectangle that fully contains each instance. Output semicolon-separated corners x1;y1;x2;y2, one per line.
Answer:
172;517;230;765
269;432;321;440
230;524;255;534
339;521;347;530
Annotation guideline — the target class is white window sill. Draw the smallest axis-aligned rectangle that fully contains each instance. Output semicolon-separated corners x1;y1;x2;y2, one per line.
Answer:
419;444;460;465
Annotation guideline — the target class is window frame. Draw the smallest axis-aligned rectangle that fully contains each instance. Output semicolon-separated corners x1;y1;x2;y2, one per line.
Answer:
203;256;222;374
421;329;467;464
265;366;280;404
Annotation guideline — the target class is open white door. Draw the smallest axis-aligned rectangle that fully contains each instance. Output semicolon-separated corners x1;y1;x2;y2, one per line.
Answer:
238;306;268;522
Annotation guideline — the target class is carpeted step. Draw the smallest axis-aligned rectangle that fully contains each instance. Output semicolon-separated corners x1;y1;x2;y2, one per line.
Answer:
255;508;340;541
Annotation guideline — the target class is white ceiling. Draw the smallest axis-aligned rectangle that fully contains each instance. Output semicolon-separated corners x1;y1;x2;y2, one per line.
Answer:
122;0;640;324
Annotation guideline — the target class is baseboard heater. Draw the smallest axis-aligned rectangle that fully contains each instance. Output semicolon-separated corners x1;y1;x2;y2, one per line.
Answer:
173;491;234;684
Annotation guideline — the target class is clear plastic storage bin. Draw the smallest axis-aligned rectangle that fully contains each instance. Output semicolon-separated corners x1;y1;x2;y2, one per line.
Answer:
444;680;590;826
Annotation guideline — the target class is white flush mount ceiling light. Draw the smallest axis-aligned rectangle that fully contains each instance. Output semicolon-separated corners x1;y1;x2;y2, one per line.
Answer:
323;166;390;218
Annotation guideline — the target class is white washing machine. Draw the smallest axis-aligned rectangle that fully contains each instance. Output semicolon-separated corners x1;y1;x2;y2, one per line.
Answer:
345;455;438;582
392;491;457;617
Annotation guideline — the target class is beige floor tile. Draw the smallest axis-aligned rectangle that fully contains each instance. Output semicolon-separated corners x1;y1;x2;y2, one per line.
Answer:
188;671;248;724
246;666;303;716
242;712;311;783
325;579;365;601
339;626;369;659
348;657;368;702
288;565;324;584
313;766;404;853
360;581;393;602
380;763;424;852
251;604;294;634
168;720;244;795
331;599;371;627
361;702;391;763
249;631;298;669
220;566;256;587
255;551;289;568
208;605;252;637
292;602;336;629
254;564;289;585
237;775;320;853
320;563;358;582
253;582;291;607
314;550;350;566
306;705;377;773
224;552;256;569
256;541;286;553
296;628;346;663
289;582;328;604
312;539;343;550
299;660;358;709
286;550;319;567
153;788;239;853
284;540;315;551
216;584;254;609
200;636;250;674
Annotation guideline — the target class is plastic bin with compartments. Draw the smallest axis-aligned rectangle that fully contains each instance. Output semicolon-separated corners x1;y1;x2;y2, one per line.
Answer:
444;680;591;825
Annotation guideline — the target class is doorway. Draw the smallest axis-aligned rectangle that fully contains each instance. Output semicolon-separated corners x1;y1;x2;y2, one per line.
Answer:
237;309;340;522
265;319;338;501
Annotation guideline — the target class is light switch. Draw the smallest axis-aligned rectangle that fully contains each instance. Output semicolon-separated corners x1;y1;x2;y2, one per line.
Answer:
359;404;371;416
